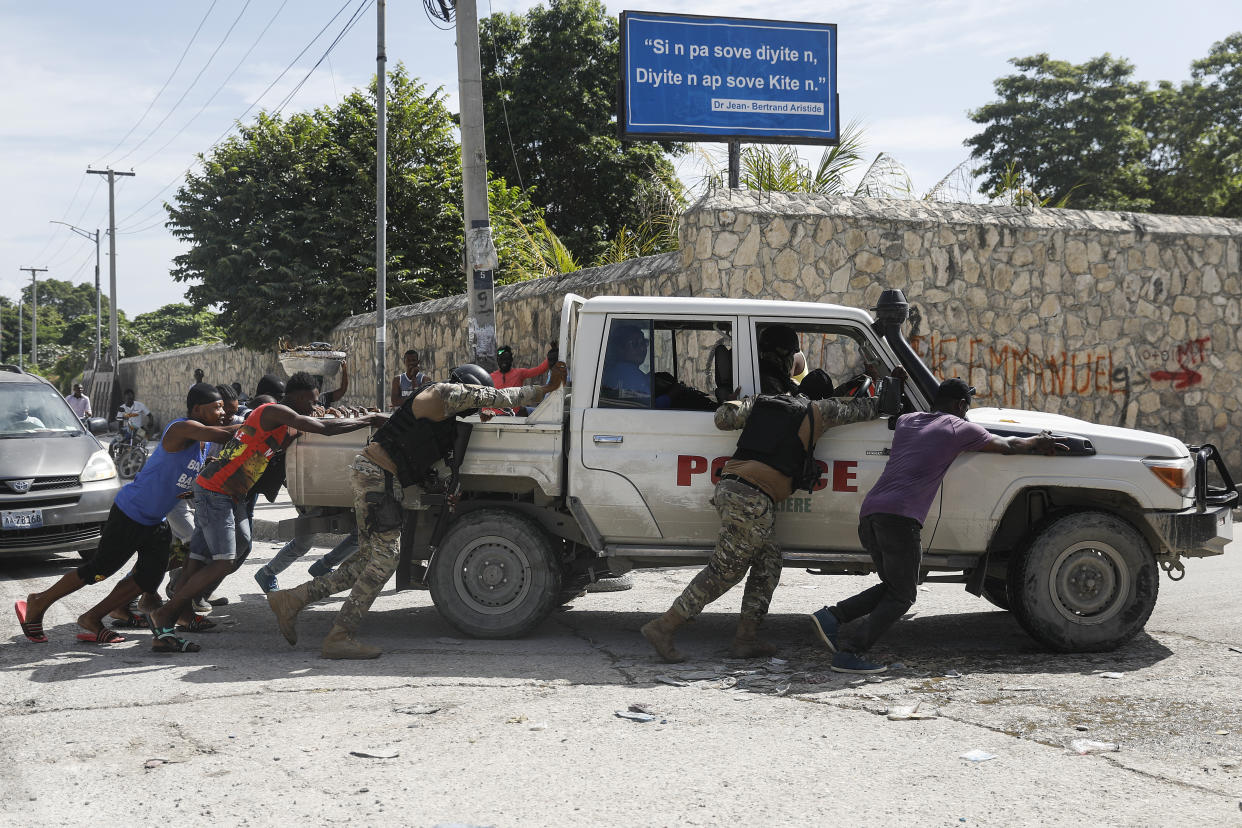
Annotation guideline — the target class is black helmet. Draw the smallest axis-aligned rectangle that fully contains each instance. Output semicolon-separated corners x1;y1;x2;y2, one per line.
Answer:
449;364;494;387
758;324;800;355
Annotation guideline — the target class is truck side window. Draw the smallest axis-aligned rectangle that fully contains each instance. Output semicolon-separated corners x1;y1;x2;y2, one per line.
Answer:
599;318;730;411
754;322;885;399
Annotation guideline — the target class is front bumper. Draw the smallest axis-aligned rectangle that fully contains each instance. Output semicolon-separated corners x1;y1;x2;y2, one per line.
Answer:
1149;503;1233;558
0;479;119;557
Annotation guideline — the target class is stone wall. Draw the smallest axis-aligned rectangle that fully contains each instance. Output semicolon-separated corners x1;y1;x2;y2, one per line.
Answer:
680;191;1242;467
122;190;1242;470
116;343;283;428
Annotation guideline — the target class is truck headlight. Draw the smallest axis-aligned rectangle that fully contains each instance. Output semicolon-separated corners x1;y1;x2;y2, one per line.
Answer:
1142;457;1194;497
81;449;118;482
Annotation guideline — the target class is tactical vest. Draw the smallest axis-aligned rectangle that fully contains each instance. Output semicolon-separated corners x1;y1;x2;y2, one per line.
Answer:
731;395;819;493
370;394;458;488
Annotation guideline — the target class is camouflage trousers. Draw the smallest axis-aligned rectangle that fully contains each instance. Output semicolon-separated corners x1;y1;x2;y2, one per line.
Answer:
304;455;406;635
672;478;782;626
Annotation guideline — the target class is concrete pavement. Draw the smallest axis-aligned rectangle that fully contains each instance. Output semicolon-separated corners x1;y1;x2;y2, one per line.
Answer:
2;531;1241;826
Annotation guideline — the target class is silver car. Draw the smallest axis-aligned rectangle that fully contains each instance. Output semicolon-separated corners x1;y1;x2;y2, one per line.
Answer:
0;366;120;558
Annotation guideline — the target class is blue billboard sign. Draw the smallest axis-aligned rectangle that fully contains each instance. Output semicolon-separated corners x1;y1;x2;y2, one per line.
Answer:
620;12;838;144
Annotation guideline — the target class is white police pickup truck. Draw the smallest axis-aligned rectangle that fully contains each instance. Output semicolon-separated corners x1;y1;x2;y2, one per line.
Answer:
286;289;1236;652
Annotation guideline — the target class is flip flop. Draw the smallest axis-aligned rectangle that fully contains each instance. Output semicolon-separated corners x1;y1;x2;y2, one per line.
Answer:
152;625;200;654
110;611;150;629
76;628;127;644
175;616;217;633
14;600;48;644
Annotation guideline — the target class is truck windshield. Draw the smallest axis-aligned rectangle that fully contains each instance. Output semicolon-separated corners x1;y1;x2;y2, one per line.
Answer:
0;383;86;438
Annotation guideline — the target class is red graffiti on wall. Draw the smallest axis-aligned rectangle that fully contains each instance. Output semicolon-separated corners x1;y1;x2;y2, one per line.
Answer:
1149;336;1210;390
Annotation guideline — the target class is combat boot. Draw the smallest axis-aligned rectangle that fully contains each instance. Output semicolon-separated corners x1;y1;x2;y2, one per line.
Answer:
730;617;778;658
267;583;312;646
320;624;382;660
641;608;689;663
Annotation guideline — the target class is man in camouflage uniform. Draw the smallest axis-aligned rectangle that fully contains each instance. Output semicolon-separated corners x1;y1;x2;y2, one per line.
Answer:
268;361;567;659
642;325;904;662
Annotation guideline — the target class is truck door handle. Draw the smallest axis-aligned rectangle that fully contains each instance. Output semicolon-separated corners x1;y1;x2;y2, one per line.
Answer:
593;435;624;444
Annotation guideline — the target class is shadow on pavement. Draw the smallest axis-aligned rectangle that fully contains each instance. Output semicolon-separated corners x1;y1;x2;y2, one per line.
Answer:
3;593;1174;690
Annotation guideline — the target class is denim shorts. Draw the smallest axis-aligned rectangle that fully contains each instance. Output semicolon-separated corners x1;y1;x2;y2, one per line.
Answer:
189;481;251;562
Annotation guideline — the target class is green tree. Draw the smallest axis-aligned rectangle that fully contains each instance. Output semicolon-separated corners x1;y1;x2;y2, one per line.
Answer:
1142;34;1242;217
481;0;684;262
168;66;464;350
168;66;543;351
966;53;1152;211
130;303;225;351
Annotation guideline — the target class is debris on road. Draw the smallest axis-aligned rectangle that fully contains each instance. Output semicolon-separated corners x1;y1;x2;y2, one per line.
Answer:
615;710;657;723
1096;672;1125;680
886;703;938;720
959;749;997;763
349;749;400;759
1000;686;1042;692
528;722;548;731
944;669;963;678
1074;724;1090;732
1069;739;1118;755
143;758;171;770
655;675;690;687
628;703;657;715
395;705;441;715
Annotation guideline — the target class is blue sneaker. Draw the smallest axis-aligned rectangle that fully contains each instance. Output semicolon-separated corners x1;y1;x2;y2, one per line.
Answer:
831;651;887;674
308;560;334;578
254;568;278;594
810;607;839;653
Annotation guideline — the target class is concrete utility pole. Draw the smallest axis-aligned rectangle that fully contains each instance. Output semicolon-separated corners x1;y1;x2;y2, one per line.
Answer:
51;221;102;364
19;267;47;365
86;168;135;368
456;0;498;371
375;0;388;409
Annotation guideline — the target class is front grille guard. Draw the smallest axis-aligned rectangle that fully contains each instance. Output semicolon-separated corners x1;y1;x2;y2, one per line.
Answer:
1187;444;1238;508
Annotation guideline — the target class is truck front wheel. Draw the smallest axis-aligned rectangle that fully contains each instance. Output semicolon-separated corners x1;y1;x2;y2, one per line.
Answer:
1009;511;1158;653
428;509;562;639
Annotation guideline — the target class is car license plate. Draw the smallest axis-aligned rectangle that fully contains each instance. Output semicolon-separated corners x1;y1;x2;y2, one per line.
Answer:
1;509;43;530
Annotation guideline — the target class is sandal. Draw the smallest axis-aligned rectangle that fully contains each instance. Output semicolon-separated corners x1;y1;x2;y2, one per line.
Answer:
152;625;200;653
76;628;127;644
175;616;217;633
14;600;48;644
110;611;150;629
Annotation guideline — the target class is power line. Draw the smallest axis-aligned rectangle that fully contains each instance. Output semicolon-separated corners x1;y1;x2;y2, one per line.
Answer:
487;0;525;193
131;0;292;171
28;175;88;263
112;0;252;165
273;0;374;116
95;0;221;167
115;0;359;229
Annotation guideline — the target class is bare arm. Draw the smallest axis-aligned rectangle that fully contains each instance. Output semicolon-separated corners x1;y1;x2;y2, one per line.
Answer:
163;421;241;452
259;403;377;436
390;376;403;408
977;431;1065;456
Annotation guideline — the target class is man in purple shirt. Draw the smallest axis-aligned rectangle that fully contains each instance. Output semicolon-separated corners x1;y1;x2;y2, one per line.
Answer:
810;378;1062;674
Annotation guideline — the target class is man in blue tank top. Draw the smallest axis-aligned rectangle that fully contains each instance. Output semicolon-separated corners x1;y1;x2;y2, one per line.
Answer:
14;384;240;651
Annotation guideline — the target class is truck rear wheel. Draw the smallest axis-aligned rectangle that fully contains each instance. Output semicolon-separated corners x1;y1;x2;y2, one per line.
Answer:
428;509;562;639
1009;511;1158;653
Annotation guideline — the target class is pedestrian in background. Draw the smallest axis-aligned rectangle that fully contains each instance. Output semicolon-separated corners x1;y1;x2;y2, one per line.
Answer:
390;349;430;408
65;383;91;418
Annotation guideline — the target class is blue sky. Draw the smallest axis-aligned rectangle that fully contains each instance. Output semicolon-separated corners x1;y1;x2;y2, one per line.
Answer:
1;0;1237;321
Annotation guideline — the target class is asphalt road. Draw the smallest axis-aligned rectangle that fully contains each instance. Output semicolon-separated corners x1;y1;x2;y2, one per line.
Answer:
1;536;1240;827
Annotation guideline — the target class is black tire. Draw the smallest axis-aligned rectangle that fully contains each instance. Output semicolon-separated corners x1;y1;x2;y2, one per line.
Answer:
428;509;562;639
117;446;148;480
980;575;1010;611
1009;511;1158;653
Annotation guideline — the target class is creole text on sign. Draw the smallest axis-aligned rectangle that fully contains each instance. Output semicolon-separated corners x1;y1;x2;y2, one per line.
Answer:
620;11;838;144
